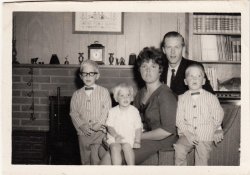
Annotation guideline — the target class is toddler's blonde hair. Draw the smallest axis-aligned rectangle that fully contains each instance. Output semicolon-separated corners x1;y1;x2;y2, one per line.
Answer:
112;83;135;102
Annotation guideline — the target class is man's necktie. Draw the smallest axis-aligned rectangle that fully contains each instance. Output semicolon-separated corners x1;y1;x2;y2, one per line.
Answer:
170;69;175;89
85;87;94;90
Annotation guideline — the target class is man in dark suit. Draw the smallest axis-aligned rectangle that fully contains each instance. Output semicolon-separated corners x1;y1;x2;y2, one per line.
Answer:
161;31;214;95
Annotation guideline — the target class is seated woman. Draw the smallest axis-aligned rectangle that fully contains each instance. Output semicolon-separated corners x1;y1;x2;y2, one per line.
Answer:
100;47;178;165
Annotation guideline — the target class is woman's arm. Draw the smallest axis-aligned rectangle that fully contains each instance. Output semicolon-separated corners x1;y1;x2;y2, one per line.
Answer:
107;126;118;138
141;128;172;140
142;89;177;141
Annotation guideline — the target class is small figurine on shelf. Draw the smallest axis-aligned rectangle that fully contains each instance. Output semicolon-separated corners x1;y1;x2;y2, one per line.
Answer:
108;53;114;65
31;57;38;64
116;58;119;65
64;55;69;64
120;57;125;65
78;53;84;64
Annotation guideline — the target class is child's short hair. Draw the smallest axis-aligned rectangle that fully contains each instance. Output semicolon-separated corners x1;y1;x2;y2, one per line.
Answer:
112;83;135;102
185;63;205;78
80;60;99;73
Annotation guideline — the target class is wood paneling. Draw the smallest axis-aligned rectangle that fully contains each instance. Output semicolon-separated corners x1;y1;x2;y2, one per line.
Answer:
15;12;187;64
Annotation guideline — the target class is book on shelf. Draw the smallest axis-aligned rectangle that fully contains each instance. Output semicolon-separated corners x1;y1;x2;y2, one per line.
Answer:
193;13;241;34
236;40;241;61
192;34;241;62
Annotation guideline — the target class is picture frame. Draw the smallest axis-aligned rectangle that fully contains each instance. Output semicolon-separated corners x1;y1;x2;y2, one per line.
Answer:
73;12;123;34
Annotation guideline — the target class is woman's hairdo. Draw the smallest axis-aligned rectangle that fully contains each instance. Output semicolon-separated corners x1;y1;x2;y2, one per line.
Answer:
112;83;135;102
136;47;165;72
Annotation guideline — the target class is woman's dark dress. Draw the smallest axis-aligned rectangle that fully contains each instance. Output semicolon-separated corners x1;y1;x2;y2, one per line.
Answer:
133;84;178;164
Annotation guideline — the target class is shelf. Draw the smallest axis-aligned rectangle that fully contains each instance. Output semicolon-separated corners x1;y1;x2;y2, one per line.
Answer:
193;32;241;36
195;61;241;64
12;64;134;69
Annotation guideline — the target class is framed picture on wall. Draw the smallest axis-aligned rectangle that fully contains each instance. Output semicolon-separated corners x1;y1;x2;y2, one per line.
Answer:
73;12;123;34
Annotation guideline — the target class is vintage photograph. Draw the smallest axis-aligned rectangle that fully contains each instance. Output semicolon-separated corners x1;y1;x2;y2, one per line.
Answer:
1;1;250;175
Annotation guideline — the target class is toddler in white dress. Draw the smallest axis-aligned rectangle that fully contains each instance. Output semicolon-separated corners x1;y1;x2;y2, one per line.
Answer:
106;83;142;165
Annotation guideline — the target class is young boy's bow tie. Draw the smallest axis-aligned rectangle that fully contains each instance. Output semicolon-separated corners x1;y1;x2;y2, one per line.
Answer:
85;87;94;90
191;92;200;96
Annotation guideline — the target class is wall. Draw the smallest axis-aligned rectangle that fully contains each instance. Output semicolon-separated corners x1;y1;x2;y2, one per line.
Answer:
15;12;187;64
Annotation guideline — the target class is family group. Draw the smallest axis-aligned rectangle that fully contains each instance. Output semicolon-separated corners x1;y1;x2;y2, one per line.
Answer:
69;31;224;166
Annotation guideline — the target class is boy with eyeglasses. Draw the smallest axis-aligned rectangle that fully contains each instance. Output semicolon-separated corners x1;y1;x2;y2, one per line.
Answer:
70;60;112;165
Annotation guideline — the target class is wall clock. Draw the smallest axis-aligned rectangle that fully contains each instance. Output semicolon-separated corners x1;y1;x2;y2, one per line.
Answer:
88;41;105;65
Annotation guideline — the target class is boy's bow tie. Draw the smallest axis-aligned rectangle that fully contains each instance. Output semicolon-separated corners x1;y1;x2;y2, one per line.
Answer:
85;87;94;90
191;92;200;96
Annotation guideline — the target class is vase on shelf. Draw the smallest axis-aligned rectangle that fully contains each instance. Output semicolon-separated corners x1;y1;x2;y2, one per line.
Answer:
64;56;69;64
108;53;114;65
50;54;60;64
78;53;84;64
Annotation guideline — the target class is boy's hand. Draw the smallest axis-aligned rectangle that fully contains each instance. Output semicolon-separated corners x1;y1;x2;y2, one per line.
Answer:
213;129;224;146
91;122;102;132
79;123;93;136
133;142;141;149
91;122;107;132
115;135;124;143
99;125;107;133
184;131;199;145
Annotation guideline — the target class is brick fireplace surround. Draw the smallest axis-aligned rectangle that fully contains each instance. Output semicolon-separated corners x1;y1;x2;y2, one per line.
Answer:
12;64;137;131
12;64;139;164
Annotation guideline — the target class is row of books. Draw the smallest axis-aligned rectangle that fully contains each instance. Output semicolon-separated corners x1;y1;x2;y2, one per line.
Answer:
193;14;241;34
192;35;241;62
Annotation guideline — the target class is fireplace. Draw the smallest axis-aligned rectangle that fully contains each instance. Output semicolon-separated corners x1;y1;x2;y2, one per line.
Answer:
48;94;81;165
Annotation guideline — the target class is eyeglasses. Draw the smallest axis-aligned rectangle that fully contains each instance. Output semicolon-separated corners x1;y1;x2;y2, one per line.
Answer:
80;72;98;77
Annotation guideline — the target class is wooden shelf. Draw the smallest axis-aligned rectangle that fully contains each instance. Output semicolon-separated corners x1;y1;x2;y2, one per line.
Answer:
12;64;134;69
196;61;241;64
193;32;241;36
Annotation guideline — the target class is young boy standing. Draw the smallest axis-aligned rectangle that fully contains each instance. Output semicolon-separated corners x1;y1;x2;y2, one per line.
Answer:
174;63;224;166
70;60;112;165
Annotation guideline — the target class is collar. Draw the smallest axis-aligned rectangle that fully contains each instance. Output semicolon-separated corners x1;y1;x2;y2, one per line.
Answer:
168;61;181;72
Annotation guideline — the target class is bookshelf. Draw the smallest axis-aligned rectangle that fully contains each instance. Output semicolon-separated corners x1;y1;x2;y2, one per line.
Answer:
188;13;241;92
